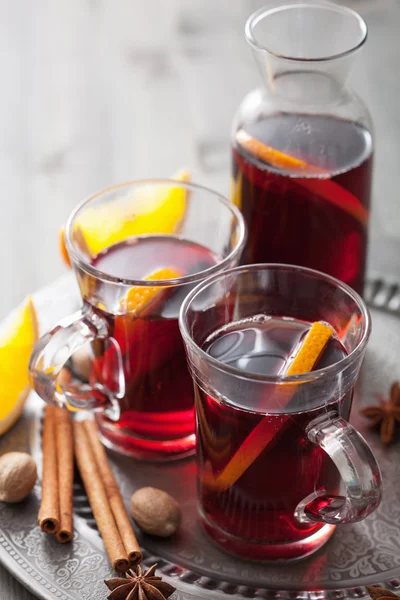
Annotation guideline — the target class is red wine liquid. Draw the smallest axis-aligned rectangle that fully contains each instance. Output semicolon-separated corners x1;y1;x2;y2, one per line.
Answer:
232;114;373;294
90;235;220;459
197;316;350;560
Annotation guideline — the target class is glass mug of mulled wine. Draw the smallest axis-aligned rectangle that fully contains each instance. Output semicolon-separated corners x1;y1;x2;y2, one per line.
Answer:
179;264;382;561
29;180;246;460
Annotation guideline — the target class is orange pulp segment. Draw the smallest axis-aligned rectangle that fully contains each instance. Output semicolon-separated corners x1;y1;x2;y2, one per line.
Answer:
0;296;39;435
204;321;333;492
235;129;369;227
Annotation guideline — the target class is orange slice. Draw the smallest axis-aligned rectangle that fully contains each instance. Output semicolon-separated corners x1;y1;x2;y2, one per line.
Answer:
93;267;183;391
286;322;333;375
120;267;182;315
237;129;315;174
204;321;333;492
0;297;39;436
235;129;369;227
59;168;190;267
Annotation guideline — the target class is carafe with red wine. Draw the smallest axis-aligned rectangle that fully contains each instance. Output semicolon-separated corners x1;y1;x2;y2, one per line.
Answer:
232;2;373;294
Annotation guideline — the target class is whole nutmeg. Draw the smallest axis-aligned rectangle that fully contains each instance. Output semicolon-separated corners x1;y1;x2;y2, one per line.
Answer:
130;487;181;538
0;452;37;503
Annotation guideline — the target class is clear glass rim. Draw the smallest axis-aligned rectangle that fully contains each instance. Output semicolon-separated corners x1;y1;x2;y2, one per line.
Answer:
65;179;246;287
245;2;368;63
179;263;371;385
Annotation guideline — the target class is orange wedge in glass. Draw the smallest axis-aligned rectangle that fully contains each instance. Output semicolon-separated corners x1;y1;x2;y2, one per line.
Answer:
119;267;182;315
236;129;314;174
204;321;333;492
115;266;182;353
59;168;191;267
93;268;182;392
0;297;39;436
235;129;368;227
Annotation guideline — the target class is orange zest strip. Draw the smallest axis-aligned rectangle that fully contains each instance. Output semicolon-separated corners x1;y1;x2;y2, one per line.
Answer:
236;128;369;227
204;322;333;492
120;267;182;315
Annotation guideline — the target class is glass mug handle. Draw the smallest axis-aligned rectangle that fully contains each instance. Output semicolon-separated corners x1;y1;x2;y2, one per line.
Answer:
29;306;124;421
295;412;382;524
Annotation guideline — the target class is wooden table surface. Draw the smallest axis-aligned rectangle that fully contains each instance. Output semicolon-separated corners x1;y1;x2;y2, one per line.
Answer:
1;0;400;597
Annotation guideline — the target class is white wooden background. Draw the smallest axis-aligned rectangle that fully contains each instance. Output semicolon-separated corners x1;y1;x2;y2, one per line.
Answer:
0;0;400;597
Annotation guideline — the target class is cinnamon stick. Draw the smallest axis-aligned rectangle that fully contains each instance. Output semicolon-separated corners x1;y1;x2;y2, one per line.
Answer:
73;420;130;572
38;405;60;534
54;406;74;543
83;420;142;567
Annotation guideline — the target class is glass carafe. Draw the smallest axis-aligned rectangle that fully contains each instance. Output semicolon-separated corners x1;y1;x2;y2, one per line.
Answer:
231;2;373;295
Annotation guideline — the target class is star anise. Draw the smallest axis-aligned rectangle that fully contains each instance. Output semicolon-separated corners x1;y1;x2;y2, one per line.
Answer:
105;564;175;600
367;586;399;600
361;381;400;444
